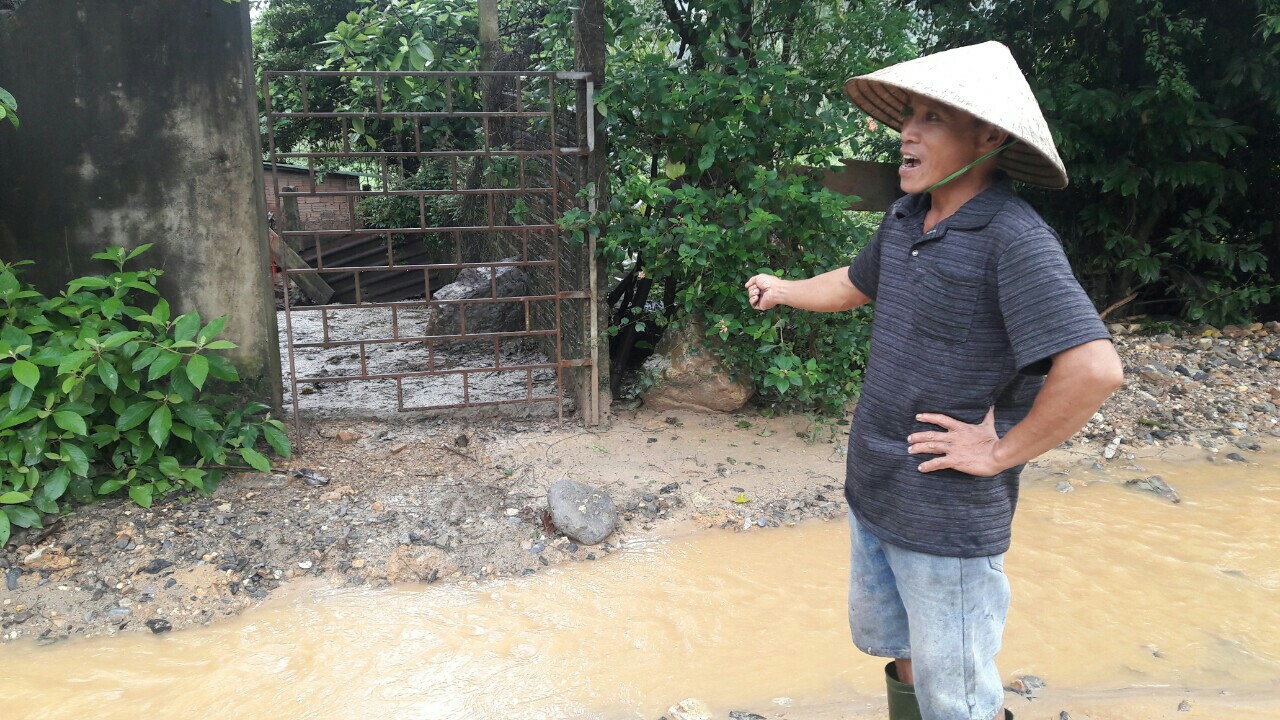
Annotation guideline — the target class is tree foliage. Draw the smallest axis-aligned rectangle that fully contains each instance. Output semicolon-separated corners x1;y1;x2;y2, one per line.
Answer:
596;0;915;411
909;0;1280;324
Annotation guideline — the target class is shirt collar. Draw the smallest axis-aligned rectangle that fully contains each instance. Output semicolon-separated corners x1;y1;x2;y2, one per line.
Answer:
892;177;1014;231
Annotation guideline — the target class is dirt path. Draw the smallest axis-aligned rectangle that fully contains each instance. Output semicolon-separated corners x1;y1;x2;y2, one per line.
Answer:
2;323;1277;642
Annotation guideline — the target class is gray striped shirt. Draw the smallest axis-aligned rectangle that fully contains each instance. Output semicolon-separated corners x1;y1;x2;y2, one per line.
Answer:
845;179;1110;557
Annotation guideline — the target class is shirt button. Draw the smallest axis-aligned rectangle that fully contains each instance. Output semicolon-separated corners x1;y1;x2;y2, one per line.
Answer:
911;250;919;257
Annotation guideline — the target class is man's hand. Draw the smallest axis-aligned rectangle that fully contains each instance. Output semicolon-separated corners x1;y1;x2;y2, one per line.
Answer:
908;407;1008;477
745;273;788;310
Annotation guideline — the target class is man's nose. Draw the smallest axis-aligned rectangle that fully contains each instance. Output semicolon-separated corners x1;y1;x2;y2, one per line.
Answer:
900;114;921;142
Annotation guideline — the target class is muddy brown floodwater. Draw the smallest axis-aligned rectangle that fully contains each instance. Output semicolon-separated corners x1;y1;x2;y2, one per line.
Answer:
4;453;1279;720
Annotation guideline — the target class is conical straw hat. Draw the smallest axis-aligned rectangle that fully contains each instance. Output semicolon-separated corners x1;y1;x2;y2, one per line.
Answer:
844;41;1068;190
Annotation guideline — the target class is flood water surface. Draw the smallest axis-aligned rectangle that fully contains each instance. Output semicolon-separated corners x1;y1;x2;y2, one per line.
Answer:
5;453;1280;719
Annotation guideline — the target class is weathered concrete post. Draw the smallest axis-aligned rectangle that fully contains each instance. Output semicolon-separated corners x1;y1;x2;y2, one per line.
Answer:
0;0;280;408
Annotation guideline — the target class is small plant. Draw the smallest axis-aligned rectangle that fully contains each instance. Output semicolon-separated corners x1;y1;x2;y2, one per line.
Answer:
0;245;290;544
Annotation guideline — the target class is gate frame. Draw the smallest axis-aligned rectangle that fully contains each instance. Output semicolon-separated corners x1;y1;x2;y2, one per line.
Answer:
261;70;602;445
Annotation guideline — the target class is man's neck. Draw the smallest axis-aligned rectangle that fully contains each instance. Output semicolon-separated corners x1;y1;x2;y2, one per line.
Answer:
923;172;998;233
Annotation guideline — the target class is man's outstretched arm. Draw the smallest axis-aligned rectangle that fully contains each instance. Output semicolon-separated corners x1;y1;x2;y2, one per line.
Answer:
745;267;872;312
907;338;1124;476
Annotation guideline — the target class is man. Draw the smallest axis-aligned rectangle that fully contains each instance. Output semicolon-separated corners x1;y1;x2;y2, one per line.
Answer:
744;42;1124;720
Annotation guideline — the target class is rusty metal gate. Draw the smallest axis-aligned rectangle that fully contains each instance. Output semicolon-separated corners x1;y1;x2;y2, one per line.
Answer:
261;71;600;438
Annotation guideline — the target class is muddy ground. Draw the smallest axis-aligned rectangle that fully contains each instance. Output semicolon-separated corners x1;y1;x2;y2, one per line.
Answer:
1;323;1277;644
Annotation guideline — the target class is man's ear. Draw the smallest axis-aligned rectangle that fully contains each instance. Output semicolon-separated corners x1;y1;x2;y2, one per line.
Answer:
979;123;1009;151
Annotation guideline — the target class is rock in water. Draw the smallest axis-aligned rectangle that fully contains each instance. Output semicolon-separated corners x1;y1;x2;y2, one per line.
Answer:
547;480;617;546
640;319;754;413
729;712;767;720
146;618;172;634
1125;475;1181;504
667;698;713;720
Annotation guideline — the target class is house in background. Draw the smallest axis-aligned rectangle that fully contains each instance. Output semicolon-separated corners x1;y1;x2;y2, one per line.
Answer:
263;163;365;231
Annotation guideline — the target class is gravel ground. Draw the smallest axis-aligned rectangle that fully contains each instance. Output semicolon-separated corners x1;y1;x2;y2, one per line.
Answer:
1;320;1276;644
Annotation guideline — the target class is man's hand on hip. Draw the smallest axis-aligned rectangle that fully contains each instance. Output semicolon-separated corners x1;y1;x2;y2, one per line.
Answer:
908;407;1007;477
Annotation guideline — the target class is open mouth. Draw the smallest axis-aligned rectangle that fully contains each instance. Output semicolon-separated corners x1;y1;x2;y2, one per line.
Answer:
902;154;921;169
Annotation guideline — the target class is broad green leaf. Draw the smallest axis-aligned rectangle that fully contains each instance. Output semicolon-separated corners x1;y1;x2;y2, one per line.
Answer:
204;340;237;351
174;312;202;342
117;401;156;431
186;354;209;390
97;478;126;495
57;349;94;376
193;429;218;460
148;404;173;448
198;316;227;344
0;509;8;545
125;243;155;261
147;350;183;381
0;491;30;504
262;423;291;458
128;485;154;508
131;346;162;372
158;455;181;478
3;505;41;529
239;447;272;473
206;354;239;381
102;331;141;349
12;360;39;389
151;299;171;325
64;443;90;477
53;410;87;435
97;360;119;392
176;404;219;431
8;383;32;412
39;467;71;502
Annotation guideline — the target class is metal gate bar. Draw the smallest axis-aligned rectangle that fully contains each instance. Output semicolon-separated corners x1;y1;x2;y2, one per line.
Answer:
262;71;598;445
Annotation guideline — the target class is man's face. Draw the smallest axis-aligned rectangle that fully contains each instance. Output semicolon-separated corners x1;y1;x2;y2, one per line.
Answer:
897;96;990;195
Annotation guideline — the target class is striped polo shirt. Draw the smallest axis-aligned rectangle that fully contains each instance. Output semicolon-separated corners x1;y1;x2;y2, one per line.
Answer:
845;178;1110;557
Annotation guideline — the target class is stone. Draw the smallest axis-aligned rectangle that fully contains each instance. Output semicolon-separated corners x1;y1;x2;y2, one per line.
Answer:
427;258;528;339
1227;452;1247;462
667;698;713;720
640;319;754;413
139;559;175;575
547;479;617;546
336;431;363;442
145;618;172;634
1125;475;1181;504
1178;700;1192;712
1006;675;1046;697
729;713;767;720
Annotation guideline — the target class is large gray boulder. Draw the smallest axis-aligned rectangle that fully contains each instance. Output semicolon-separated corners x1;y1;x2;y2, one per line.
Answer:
547;479;616;546
640;319;754;413
428;258;528;338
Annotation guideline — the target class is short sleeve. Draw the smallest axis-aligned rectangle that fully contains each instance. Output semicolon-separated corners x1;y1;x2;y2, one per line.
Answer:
847;220;886;301
997;229;1112;374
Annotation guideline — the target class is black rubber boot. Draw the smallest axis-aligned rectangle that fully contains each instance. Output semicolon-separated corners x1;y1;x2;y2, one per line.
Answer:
885;661;922;720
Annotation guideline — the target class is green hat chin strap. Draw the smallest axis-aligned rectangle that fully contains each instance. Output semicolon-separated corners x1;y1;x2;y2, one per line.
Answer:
922;141;1016;194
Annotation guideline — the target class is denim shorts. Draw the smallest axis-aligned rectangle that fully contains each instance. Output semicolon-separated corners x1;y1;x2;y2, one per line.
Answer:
848;510;1010;720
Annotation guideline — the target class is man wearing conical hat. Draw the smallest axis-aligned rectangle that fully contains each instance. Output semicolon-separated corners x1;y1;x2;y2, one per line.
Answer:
745;42;1123;720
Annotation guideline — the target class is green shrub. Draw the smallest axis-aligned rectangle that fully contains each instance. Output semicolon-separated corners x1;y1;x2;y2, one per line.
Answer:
0;245;290;545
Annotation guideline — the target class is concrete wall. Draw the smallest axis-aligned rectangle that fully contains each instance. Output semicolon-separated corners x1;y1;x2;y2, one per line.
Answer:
0;0;280;404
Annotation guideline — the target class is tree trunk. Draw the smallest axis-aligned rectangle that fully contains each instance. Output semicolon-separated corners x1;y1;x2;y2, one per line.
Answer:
478;0;499;71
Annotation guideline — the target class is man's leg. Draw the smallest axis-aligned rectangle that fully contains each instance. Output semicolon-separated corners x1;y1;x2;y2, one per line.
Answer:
847;512;917;718
883;540;1011;720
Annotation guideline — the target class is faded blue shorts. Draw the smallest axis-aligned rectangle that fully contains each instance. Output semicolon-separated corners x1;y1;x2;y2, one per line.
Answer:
848;510;1010;720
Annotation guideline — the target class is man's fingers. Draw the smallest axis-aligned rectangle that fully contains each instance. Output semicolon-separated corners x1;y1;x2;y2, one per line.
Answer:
906;431;944;444
908;440;948;455
916;412;962;430
917;457;951;473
